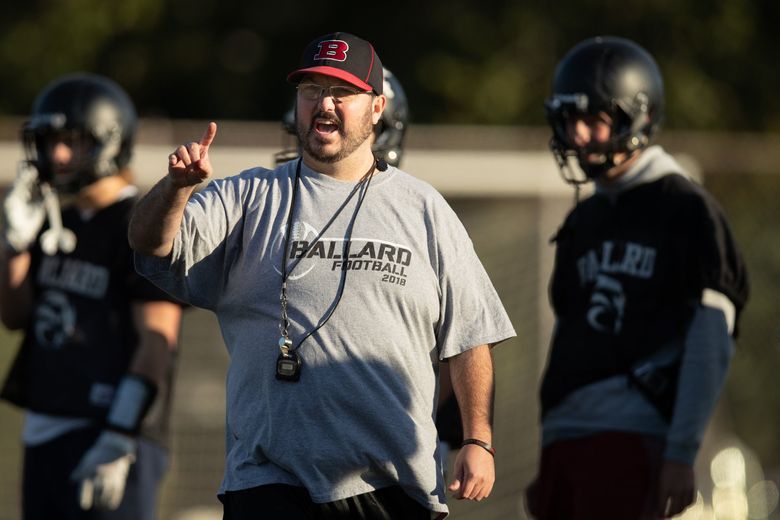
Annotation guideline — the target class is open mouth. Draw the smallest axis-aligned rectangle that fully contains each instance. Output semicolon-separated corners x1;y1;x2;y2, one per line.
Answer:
576;144;611;165
312;114;341;136
315;121;339;135
581;152;608;165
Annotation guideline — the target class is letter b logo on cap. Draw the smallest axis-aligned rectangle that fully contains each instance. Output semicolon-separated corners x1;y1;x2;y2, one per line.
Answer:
314;40;349;62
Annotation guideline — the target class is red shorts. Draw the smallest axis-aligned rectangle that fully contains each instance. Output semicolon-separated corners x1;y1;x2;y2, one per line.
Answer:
527;431;665;520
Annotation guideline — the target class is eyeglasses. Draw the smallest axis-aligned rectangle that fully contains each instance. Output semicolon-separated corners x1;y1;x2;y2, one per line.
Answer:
296;83;370;102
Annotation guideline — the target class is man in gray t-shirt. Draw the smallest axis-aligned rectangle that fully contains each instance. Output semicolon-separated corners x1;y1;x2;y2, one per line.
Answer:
129;32;515;519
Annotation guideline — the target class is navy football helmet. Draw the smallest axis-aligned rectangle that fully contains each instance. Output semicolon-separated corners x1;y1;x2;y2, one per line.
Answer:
23;73;137;193
545;36;664;182
372;68;408;167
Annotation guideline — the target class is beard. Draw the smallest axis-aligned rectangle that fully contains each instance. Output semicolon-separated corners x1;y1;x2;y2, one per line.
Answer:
296;107;374;164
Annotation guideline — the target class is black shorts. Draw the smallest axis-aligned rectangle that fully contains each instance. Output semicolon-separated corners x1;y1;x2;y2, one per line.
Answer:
220;483;431;520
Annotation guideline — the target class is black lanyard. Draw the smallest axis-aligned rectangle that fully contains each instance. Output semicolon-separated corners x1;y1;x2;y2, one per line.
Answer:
278;158;377;356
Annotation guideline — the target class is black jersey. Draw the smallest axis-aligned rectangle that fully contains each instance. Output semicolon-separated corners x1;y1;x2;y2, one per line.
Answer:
1;194;179;443
540;173;748;417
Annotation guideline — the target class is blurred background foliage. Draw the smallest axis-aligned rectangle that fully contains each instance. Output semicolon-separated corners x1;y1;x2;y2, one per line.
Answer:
1;0;780;130
1;0;780;506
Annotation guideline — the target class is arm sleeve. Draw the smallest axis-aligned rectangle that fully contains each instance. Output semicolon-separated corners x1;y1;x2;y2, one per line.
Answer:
665;188;749;463
664;303;733;463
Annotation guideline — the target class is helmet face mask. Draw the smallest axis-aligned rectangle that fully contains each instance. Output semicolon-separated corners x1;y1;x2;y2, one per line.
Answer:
31;128;97;188
274;67;409;168
22;73;137;194
546;36;664;183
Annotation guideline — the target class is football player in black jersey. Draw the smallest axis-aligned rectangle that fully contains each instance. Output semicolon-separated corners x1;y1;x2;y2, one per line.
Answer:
0;73;182;520
526;37;749;519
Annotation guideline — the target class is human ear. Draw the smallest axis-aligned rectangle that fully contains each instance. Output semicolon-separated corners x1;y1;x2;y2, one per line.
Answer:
372;95;387;125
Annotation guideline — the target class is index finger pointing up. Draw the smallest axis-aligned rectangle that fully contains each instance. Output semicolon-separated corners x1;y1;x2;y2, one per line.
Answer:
200;121;218;150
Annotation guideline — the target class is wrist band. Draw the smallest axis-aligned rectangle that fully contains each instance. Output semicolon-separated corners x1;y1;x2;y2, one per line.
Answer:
461;438;495;457
106;374;158;435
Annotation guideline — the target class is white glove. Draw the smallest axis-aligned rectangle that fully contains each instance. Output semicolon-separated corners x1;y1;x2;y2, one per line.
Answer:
2;162;46;253
70;430;137;511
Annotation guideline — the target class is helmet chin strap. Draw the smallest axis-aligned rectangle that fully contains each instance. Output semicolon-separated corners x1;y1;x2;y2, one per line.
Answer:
39;182;77;255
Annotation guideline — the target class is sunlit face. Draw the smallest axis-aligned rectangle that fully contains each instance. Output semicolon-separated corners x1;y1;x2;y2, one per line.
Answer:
566;112;613;156
295;74;384;164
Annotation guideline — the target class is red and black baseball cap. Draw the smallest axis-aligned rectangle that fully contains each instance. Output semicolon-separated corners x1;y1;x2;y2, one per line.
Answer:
287;32;384;95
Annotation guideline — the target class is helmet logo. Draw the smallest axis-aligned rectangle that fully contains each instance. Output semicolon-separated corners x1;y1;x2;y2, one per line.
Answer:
548;93;589;112
28;113;67;132
314;40;349;62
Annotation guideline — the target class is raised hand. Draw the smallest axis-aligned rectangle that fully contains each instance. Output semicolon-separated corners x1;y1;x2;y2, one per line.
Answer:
168;122;217;187
2;162;46;253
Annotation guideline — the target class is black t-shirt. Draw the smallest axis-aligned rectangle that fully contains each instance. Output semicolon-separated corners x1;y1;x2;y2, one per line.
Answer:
540;174;749;416
1;194;180;443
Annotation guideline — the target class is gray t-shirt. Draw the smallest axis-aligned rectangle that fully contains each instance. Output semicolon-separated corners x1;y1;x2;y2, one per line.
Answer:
136;160;515;514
